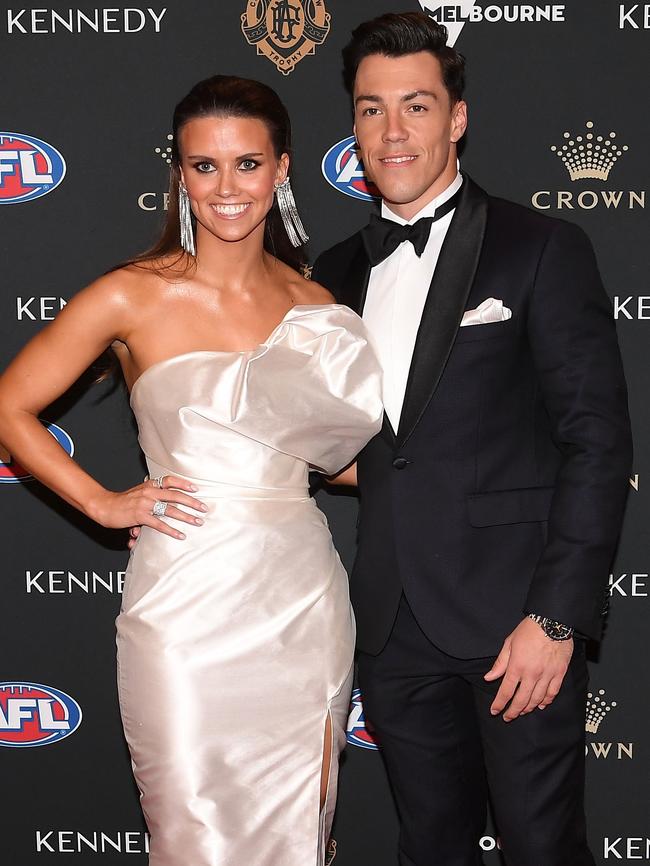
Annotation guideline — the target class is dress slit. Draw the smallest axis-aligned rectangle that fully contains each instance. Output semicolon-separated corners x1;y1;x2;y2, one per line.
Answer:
318;707;335;864
318;664;354;864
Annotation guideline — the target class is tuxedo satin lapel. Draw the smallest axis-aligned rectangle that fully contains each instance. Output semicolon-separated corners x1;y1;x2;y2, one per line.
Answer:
340;234;397;446
397;178;489;446
380;410;397;443
339;235;371;315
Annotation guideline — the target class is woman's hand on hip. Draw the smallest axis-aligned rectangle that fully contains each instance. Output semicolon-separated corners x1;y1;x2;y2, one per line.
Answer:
91;475;207;541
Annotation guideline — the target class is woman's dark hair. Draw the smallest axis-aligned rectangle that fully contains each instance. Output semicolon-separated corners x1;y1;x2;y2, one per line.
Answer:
96;76;305;380
342;12;465;104
126;74;305;274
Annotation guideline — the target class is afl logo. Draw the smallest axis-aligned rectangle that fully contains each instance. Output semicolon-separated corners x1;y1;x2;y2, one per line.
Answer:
0;420;74;484
0;132;66;204
321;136;380;202
346;689;380;750
0;682;82;748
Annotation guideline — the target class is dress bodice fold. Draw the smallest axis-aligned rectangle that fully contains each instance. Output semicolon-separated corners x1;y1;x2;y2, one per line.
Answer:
129;304;383;488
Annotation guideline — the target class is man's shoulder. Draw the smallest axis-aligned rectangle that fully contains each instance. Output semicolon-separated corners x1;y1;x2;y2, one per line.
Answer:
485;191;587;244
313;228;365;271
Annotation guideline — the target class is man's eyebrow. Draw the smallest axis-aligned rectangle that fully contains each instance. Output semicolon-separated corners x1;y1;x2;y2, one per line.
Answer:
354;90;438;107
354;94;382;106
401;90;437;102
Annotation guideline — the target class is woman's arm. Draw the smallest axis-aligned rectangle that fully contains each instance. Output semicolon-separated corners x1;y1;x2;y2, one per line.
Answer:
326;463;357;486
0;273;205;539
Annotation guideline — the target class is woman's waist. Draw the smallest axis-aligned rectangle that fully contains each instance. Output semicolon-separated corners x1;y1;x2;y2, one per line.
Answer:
146;460;309;501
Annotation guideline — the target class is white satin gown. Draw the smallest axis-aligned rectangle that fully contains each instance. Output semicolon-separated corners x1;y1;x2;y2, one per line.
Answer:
116;305;383;866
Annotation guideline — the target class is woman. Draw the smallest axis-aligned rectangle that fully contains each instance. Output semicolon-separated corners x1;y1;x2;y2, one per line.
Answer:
0;76;382;865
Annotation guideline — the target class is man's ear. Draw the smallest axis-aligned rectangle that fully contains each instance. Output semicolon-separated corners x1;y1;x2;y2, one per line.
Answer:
353;122;362;154
450;100;468;143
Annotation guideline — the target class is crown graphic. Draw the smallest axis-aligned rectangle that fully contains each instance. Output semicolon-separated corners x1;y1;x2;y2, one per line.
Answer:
154;134;173;166
585;689;617;734
551;121;628;181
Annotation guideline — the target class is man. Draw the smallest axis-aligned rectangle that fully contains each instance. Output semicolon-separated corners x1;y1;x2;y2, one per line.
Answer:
313;12;632;866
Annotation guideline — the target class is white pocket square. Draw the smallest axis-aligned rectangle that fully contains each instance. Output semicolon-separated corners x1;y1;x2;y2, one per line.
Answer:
460;297;512;327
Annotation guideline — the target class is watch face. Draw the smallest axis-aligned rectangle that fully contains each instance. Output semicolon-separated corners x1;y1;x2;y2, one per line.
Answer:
544;619;572;640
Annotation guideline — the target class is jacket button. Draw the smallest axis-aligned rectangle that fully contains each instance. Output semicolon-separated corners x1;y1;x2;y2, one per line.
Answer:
392;457;409;470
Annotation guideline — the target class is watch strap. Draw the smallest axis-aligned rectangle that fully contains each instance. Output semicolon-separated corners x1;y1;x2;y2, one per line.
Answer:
527;612;574;641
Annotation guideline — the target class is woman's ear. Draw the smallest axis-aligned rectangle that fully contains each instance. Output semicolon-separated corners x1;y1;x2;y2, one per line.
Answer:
276;152;290;185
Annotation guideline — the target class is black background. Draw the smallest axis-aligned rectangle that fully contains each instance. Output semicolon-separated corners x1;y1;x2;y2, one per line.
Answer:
1;1;647;863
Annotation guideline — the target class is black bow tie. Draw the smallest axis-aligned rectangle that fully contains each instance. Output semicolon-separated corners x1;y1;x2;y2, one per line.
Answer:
361;189;461;267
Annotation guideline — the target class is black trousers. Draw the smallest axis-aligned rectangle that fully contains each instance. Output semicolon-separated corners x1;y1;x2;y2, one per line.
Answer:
357;595;594;866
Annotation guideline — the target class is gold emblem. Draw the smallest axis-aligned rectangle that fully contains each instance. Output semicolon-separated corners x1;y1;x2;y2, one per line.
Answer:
550;121;629;182
241;0;331;76
325;838;337;865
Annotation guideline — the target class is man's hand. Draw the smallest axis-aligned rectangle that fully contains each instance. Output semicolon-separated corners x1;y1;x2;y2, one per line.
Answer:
484;617;574;722
127;526;141;550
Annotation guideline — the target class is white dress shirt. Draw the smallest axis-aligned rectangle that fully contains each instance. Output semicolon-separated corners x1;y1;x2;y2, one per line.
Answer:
362;172;463;432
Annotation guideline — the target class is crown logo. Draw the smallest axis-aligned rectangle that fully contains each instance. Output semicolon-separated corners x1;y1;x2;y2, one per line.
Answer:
551;121;628;181
586;689;617;734
154;134;173;166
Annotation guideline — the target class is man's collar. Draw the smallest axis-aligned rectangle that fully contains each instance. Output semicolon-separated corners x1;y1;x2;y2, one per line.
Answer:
381;171;463;226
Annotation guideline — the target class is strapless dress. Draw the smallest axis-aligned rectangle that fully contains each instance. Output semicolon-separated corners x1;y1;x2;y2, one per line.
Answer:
116;304;383;866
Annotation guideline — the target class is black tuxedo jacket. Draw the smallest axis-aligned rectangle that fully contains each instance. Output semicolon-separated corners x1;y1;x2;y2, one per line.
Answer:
313;176;632;658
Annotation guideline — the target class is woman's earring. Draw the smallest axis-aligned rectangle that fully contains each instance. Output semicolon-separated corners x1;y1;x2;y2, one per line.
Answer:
275;177;309;247
179;182;196;256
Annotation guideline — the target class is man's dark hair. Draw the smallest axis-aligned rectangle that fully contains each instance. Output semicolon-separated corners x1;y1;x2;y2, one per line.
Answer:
342;12;466;104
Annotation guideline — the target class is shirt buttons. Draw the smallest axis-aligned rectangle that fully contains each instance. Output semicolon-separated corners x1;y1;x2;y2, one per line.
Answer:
392;457;409;470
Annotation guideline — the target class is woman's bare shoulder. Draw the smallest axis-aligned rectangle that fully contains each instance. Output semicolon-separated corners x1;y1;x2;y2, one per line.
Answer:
288;270;335;305
85;255;190;308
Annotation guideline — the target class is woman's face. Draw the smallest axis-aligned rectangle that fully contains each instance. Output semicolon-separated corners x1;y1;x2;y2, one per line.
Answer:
178;114;288;246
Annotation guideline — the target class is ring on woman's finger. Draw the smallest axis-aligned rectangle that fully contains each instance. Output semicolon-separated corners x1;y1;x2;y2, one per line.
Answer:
151;476;165;489
152;500;167;517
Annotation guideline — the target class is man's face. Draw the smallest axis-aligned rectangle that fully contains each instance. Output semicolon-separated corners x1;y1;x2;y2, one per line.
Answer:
353;51;467;220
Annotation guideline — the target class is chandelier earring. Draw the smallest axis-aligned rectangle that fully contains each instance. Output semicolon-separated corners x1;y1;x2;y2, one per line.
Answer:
275;177;309;247
178;182;196;256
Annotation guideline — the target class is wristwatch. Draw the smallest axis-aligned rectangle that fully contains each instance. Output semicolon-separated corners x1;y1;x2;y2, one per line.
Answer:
527;613;574;641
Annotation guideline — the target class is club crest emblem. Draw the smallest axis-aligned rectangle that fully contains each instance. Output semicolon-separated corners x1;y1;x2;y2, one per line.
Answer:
241;0;331;76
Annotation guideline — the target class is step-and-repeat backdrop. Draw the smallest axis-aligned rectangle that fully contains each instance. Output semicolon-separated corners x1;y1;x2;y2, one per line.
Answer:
1;2;647;863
